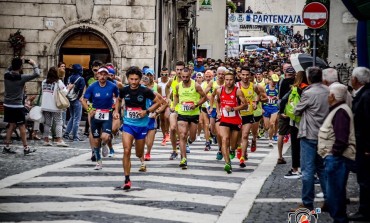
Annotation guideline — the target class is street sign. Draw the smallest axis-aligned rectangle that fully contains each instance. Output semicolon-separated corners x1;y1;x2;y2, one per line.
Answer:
302;2;328;29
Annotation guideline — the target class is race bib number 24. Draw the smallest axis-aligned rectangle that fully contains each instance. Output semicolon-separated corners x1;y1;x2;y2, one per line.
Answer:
95;109;110;120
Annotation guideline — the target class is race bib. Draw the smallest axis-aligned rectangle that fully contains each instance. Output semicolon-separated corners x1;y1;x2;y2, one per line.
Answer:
126;107;142;119
95;109;110;120
268;96;277;104
222;108;236;117
182;102;194;111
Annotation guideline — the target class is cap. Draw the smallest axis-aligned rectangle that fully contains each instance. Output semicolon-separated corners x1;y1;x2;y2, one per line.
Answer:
285;66;296;74
188;61;194;66
197;57;203;61
72;64;83;74
97;67;109;74
107;68;115;75
196;72;203;77
144;68;154;75
271;74;280;82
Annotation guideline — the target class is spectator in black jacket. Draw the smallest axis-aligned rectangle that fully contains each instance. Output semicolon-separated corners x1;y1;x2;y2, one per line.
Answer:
349;67;370;221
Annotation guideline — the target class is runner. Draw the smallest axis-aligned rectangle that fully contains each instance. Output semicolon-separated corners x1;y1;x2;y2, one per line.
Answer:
140;69;166;167
82;67;119;170
237;66;267;167
195;72;204;141
208;66;227;160
165;61;185;159
114;66;161;190
263;74;280;146
172;67;207;169
157;67;171;146
215;71;247;173
200;70;214;151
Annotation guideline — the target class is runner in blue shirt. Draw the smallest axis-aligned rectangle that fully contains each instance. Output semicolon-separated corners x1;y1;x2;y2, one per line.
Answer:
82;67;119;170
114;66;161;190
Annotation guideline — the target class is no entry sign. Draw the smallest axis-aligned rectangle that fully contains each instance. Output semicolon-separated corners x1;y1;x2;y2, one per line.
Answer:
302;2;328;29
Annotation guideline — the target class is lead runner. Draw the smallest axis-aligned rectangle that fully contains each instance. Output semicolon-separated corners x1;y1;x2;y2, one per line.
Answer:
114;66;161;190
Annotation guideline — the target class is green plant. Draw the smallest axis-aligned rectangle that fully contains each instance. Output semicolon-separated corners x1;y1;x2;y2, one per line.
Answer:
8;30;26;57
227;1;236;13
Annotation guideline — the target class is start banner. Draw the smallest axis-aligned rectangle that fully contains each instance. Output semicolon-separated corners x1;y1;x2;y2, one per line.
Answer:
229;13;305;28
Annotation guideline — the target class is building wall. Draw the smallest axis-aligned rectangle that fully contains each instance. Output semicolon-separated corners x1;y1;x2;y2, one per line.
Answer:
0;0;156;95
328;0;357;66
197;1;226;60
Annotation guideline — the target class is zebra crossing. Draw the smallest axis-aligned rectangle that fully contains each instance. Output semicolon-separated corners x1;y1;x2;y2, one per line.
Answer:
0;135;279;223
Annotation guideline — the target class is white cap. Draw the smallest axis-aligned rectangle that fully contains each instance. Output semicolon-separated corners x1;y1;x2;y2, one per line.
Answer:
97;68;109;74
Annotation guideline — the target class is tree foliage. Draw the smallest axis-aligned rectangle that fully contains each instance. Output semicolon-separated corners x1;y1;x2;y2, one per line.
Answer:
227;1;236;13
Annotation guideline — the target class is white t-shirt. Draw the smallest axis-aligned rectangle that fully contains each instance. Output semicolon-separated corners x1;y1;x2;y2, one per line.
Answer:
41;79;68;112
158;77;169;97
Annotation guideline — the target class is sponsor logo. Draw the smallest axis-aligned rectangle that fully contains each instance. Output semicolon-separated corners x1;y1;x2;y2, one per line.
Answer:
288;208;319;223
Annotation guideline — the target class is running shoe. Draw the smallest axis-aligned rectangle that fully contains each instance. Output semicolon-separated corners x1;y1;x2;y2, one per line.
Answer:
139;163;147;172
204;143;211;151
91;151;96;162
250;139;257;152
284;169;302;179
179;158;187;169
277;157;287;164
165;133;170;142
169;151;178;160
239;157;246;168
224;162;232;174
56;141;68;147
108;148;115;158
43;141;53;146
23;147;36;156
94;161;102;170
229;149;236;160
186;144;190;153
212;136;218;145
284;134;290;144
2;147;16;154
269;140;273;147
216;151;223;160
236;146;242;160
273;135;278;141
144;153;151;161
102;144;109;157
161;138;166;146
123;180;131;190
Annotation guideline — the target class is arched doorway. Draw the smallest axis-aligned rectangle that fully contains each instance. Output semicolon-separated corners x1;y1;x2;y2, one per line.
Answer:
59;32;111;79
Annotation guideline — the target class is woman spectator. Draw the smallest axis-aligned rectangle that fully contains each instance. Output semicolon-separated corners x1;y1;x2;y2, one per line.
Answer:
279;71;309;179
41;67;71;147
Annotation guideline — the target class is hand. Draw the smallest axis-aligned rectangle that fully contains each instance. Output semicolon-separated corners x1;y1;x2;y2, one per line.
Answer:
170;107;175;113
280;113;288;118
139;110;147;118
224;105;232;112
28;59;36;66
113;112;120;120
207;107;212;115
189;104;197;110
89;110;96;117
67;84;74;90
217;112;221;119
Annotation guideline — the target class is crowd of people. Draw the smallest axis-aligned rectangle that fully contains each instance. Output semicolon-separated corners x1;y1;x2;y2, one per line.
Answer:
2;55;370;222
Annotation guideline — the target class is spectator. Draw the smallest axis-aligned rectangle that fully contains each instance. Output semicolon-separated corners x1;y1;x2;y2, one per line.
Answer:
293;31;303;43
41;67;71;147
63;64;86;141
245;6;253;13
349;67;370;221
24;90;41;140
2;58;40;155
322;68;353;108
236;2;243;13
318;83;356;223
293;67;329;211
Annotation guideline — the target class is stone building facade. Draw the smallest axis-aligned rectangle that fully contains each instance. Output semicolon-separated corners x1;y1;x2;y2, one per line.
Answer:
0;0;156;97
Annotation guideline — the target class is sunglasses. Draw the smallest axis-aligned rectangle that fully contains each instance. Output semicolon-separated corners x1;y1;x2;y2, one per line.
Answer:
161;73;168;76
93;69;98;72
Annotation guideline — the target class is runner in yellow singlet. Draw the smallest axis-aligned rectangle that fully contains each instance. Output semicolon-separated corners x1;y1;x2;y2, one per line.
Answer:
200;70;213;151
237;66;267;167
173;68;207;169
165;61;184;160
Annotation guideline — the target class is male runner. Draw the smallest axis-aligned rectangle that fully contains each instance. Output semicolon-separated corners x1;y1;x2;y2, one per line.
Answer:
172;67;207;169
215;71;247;173
165;61;185;159
263;74;280;146
200;70;214;151
157;67;171;145
82;67;119;170
114;66;161;190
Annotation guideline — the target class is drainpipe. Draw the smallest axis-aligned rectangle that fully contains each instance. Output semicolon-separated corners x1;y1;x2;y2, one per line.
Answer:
157;0;163;79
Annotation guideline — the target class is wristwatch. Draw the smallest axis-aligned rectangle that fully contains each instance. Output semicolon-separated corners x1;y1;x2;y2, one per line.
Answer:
231;107;235;112
146;110;150;115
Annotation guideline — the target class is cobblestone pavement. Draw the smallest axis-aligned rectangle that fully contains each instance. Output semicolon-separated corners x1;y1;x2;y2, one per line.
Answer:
244;147;361;223
0;133;276;223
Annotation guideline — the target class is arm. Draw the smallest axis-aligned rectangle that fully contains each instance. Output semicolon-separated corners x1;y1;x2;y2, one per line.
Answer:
234;89;248;111
279;89;292;114
165;78;173;99
154;91;167;114
114;97;122;120
294;91;310;116
203;80;214;95
194;83;207;109
332;109;351;156
255;84;268;103
21;59;40;82
171;85;179;112
215;89;221;118
209;85;219;110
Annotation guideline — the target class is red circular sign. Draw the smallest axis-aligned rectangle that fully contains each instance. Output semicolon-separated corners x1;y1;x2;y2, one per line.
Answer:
302;2;328;29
